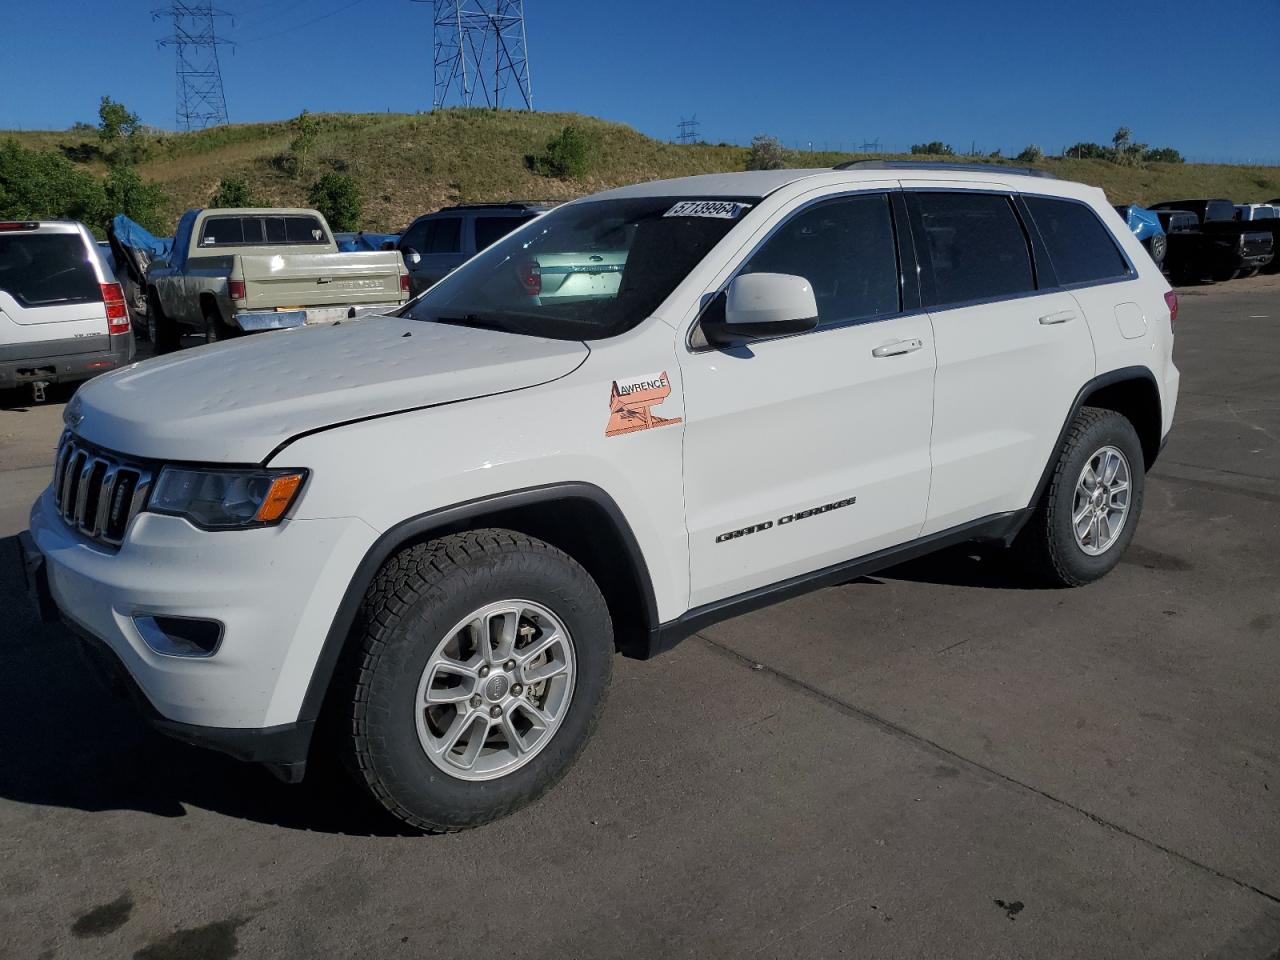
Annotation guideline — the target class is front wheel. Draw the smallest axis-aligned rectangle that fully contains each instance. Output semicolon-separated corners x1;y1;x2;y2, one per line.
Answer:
1013;407;1145;587
343;529;613;832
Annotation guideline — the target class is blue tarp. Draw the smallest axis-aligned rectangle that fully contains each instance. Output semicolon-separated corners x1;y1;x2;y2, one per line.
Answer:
1117;205;1164;244
335;231;399;252
111;215;173;261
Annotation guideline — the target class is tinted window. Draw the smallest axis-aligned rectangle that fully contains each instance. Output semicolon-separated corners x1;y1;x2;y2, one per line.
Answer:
738;193;899;327
475;215;535;251
427;217;462;254
199;214;327;247
285;216;327;243
1257;208;1276;220
915;193;1034;305
0;233;100;307
400;218;430;253
200;217;244;246
1025;197;1130;286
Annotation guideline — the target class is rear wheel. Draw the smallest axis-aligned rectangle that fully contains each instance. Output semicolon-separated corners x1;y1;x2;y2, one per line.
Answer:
342;529;613;832
1014;407;1145;587
202;301;237;344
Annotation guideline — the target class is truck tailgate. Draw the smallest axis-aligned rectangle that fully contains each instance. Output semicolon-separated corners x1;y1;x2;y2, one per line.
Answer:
234;251;404;310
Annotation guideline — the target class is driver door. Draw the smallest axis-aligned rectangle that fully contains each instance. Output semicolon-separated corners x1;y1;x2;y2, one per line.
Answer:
678;190;937;607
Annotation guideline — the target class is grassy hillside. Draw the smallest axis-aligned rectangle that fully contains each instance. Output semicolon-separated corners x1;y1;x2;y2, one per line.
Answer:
5;110;1280;233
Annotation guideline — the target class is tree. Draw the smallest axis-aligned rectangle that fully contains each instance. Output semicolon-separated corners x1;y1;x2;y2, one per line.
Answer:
210;177;254;207
287;110;320;177
103;164;166;234
98;96;144;165
0;139;105;224
309;172;362;231
746;134;785;171
910;141;955;156
530;125;593;178
1015;144;1044;163
1143;146;1184;164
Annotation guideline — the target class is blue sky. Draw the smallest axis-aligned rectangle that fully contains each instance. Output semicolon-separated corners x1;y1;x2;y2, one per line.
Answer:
3;0;1277;163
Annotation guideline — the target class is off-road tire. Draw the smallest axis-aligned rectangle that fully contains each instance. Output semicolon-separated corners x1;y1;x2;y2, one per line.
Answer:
343;529;613;833
1013;407;1145;587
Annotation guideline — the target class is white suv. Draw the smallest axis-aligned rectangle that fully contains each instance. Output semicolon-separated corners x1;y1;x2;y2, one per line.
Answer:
21;163;1179;831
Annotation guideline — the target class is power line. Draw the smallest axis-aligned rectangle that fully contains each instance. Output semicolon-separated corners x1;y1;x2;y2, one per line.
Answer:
239;0;371;44
426;1;533;111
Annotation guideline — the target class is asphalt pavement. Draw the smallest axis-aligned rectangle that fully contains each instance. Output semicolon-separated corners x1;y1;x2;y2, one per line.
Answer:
1;276;1277;960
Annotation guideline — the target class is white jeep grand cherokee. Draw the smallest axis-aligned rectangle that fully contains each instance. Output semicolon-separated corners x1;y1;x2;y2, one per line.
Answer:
21;162;1179;831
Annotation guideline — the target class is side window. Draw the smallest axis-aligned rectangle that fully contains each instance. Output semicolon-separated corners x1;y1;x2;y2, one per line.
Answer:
427;217;462;254
285;216;327;243
739;193;900;328
475;215;532;252
914;192;1034;306
1025;196;1130;285
199;217;245;247
400;218;430;253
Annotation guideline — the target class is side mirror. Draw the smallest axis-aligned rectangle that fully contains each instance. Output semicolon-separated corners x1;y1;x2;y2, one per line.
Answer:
402;248;422;266
702;272;818;346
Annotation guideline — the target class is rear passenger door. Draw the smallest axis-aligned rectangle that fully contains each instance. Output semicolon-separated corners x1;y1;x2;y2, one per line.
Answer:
904;187;1095;535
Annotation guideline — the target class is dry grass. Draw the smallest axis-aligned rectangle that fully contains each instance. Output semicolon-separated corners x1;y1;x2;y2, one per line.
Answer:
5;110;1279;232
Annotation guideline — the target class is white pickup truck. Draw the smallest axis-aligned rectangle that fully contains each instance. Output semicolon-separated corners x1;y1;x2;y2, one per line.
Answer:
146;207;409;349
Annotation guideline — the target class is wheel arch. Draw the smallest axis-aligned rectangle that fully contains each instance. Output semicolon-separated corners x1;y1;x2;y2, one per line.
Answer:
297;482;661;727
1024;366;1163;522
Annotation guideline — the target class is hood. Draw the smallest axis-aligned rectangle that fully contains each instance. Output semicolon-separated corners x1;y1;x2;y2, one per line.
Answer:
71;315;588;463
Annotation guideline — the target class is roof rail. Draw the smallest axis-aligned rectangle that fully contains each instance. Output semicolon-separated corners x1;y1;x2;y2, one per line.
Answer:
833;160;1058;180
437;201;552;212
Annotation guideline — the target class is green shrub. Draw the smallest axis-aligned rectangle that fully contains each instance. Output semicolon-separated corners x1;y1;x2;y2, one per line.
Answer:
746;135;785;171
210;176;254;208
103;164;167;234
0;139;105;224
1143;147;1184;164
911;141;955;156
309;172;362;231
1015;144;1044;163
287;110;320;178
530;125;592;179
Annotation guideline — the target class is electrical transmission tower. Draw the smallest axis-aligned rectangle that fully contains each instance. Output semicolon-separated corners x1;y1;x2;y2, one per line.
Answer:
428;1;533;110
676;116;701;145
154;2;233;130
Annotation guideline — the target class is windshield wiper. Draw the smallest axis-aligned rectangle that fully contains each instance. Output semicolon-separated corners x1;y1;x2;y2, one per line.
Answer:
432;313;513;332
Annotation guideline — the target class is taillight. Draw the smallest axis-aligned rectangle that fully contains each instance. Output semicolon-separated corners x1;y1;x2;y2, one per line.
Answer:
1164;290;1178;324
228;279;246;301
399;273;410;294
0;221;38;232
101;282;130;334
517;259;541;296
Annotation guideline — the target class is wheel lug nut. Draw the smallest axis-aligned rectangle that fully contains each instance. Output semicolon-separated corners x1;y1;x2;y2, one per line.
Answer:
512;684;523;696
479;665;490;677
490;706;502;718
504;659;516;671
470;694;482;708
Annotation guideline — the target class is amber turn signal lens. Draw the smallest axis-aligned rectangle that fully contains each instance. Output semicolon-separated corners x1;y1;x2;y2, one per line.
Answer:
254;473;304;522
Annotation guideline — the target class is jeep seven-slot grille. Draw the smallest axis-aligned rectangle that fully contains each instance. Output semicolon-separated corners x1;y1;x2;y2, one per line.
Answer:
52;433;152;547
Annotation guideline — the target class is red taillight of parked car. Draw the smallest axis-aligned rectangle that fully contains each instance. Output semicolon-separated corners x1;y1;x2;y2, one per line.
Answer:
1164;290;1178;324
517;259;541;296
100;282;130;334
399;273;410;294
0;221;39;232
228;279;247;301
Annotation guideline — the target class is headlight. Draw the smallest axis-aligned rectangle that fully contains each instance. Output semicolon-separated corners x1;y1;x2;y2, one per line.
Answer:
148;467;307;529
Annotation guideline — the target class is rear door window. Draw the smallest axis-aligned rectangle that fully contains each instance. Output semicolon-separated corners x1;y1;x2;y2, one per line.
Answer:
427;217;462;254
739;192;900;327
913;192;1035;306
475;215;536;251
0;233;100;307
1024;196;1131;286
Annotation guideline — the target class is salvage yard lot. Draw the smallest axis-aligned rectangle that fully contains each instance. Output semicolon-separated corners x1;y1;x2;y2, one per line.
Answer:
1;277;1278;959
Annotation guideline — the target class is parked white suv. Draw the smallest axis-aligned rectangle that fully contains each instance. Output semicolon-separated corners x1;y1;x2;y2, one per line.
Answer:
1;220;135;399
21;163;1179;831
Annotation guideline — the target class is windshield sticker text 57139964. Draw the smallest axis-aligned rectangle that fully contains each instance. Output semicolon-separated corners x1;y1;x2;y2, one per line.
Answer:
664;200;752;220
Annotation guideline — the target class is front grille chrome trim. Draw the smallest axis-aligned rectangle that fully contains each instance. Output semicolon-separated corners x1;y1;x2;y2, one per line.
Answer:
52;433;153;548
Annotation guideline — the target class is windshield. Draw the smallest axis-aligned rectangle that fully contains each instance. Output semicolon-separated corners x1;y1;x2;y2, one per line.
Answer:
398;196;757;340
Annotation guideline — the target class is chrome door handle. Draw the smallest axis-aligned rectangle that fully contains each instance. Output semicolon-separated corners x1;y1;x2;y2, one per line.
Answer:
872;338;924;358
1039;310;1076;325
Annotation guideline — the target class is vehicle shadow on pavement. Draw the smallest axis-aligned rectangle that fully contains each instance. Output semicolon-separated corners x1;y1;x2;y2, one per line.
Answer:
0;382;79;411
0;535;414;837
878;544;1051;590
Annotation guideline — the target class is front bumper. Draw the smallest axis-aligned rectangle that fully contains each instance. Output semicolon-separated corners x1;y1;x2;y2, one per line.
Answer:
23;489;380;772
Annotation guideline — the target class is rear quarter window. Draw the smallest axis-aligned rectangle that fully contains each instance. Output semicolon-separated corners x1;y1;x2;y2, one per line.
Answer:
1025;197;1131;286
0;233;100;307
475;215;536;252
